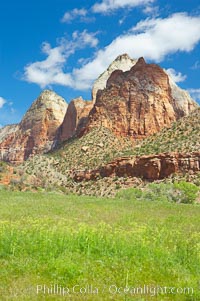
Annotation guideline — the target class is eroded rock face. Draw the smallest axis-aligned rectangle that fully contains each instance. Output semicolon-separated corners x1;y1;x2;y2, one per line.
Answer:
59;54;136;141
92;53;137;101
59;97;94;142
85;57;198;138
167;75;196;115
0;90;68;164
0;124;19;144
72;152;200;182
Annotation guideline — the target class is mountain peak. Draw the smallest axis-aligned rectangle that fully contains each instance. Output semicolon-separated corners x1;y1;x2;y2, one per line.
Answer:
137;56;146;65
86;58;198;138
92;53;137;101
36;90;67;107
115;53;133;61
0;90;68;163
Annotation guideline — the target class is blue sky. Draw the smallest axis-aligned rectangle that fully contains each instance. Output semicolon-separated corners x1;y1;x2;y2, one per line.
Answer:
0;0;200;126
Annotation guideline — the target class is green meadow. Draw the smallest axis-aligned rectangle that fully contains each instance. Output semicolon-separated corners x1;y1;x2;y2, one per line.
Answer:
0;189;199;300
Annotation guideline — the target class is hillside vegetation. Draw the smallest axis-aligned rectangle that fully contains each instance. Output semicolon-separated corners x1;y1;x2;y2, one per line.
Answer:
53;126;134;170
13;109;200;196
124;107;200;156
18;127;136;196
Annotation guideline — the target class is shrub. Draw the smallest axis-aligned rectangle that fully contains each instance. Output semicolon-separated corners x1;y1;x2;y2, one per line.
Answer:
116;181;199;204
144;183;174;202
173;181;199;204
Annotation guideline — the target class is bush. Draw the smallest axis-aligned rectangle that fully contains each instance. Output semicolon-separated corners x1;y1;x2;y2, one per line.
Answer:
116;181;199;204
144;183;174;202
173;181;199;204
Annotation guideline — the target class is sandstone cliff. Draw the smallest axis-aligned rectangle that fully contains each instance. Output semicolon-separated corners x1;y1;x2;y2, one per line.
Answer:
92;53;137;101
125;107;200;156
72;152;200;182
0;90;68;164
16;104;200;196
85;57;197;138
167;75;196;115
59;97;93;142
59;54;137;142
0;55;198;164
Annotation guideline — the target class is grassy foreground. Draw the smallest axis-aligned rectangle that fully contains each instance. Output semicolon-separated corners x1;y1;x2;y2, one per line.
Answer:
0;189;199;300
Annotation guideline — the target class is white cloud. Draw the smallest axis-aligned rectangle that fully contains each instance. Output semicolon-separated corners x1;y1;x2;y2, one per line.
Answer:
23;31;99;88
165;68;187;83
23;13;200;91
92;0;155;14
72;31;99;47
188;89;200;102
72;13;200;89
61;8;87;23
0;97;6;109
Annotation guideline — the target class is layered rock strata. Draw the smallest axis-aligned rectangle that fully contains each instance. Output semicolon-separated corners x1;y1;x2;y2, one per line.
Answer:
59;54;137;141
0;90;68;163
59;97;93;142
72;152;200;182
85;57;197;138
92;53;137;101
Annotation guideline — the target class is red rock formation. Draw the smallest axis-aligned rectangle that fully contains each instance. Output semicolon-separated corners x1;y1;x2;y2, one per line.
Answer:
59;97;94;142
59;55;138;141
84;57;197;139
0;90;68;164
72;152;200;182
0;165;13;185
92;53;137;101
0;55;198;165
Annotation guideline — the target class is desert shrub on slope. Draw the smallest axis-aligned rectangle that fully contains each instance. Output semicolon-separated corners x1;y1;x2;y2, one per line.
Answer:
124;107;200;156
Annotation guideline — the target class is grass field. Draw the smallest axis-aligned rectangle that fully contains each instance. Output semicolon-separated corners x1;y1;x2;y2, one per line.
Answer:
0;189;199;300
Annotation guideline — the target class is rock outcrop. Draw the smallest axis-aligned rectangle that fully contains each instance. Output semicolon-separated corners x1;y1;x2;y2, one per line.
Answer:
85;57;197;139
0;55;198;165
59;54;137;142
92;53;137;101
167;75;196;115
0;90;68;164
59;97;93;142
72;152;200;182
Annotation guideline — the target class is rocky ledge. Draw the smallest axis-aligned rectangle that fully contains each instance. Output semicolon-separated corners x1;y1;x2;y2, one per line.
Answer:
72;152;200;182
